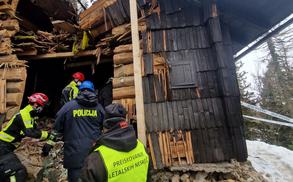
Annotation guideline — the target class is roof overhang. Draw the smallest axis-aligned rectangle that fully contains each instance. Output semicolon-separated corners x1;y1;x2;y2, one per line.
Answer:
218;0;293;57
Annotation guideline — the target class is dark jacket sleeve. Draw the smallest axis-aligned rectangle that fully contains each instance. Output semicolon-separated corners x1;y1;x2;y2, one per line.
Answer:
54;103;69;134
80;151;107;182
16;114;43;139
60;87;73;106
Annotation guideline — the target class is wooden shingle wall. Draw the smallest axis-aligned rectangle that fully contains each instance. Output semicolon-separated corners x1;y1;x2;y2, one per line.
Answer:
142;0;247;168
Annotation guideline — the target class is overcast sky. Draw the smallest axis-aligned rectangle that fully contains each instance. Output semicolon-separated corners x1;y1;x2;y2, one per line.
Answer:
238;22;293;95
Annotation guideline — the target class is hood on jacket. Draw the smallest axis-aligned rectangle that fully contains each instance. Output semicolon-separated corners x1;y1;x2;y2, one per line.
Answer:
76;90;98;107
95;118;137;152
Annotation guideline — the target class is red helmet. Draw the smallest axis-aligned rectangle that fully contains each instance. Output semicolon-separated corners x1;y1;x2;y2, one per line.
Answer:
72;72;85;81
28;93;49;106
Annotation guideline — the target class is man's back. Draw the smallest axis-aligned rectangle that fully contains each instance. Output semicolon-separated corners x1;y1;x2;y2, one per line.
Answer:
54;90;105;169
60;81;78;106
81;117;150;182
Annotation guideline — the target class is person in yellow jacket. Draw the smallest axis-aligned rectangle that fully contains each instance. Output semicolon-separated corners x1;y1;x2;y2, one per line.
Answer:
60;72;85;106
0;93;52;182
80;103;150;182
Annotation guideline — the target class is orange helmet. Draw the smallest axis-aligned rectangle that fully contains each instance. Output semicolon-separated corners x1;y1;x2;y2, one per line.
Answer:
72;72;85;82
28;93;49;106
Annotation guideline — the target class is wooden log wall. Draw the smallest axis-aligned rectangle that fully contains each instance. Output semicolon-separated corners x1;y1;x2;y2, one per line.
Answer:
112;43;136;121
140;0;247;168
0;0;27;122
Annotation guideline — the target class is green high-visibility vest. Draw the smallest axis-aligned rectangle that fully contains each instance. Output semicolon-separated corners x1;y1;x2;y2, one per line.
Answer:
66;81;79;101
95;140;149;182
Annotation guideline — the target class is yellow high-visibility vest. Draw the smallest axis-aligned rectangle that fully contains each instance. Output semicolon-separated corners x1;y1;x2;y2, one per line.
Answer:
95;140;149;182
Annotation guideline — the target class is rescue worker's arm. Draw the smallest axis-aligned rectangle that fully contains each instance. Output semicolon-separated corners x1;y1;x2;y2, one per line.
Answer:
16;114;48;140
80;151;107;182
42;105;69;157
53;104;68;134
61;87;73;104
97;105;106;131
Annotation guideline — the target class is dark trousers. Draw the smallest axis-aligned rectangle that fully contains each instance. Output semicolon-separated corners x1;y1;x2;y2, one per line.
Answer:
0;141;27;182
68;168;82;182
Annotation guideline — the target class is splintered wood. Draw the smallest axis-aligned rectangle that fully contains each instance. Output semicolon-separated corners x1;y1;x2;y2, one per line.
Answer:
147;131;195;169
13;31;73;56
0;0;26;121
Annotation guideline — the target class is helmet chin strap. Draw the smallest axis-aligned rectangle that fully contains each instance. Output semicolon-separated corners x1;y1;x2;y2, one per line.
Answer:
74;79;82;86
33;103;43;114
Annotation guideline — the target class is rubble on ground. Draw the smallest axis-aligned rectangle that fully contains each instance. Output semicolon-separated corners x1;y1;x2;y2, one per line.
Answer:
151;160;266;182
15;138;66;182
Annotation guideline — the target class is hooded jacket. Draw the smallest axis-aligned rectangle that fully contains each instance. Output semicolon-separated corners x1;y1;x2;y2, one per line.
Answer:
80;117;150;182
54;91;105;169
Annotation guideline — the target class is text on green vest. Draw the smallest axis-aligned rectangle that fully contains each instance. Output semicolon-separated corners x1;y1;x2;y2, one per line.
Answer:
95;140;149;181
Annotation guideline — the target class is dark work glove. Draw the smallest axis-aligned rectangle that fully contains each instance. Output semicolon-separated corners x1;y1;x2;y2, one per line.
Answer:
42;143;53;157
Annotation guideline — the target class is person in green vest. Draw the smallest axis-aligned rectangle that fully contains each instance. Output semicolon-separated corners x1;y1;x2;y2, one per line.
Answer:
0;93;52;182
60;72;85;106
80;103;150;182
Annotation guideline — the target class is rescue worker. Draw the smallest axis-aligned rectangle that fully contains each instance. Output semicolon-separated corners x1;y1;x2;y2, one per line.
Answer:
0;93;51;182
80;103;150;182
42;80;105;182
60;72;85;106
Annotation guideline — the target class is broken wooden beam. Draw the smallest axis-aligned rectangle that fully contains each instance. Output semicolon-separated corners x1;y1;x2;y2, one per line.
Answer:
52;20;78;34
19;50;97;60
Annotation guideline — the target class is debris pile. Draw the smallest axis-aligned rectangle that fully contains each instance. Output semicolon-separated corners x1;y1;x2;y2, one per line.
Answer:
12;30;74;55
151;160;266;182
15;138;67;182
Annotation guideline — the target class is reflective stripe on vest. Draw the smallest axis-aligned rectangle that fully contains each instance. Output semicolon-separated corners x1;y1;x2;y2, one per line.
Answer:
0;105;34;143
40;131;49;140
0;131;15;142
19;105;34;128
95;140;149;182
10;175;16;182
67;81;79;101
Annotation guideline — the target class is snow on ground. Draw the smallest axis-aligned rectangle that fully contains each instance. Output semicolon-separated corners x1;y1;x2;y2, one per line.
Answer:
247;140;293;182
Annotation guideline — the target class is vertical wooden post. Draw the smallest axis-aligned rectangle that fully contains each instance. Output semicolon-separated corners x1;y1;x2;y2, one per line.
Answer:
129;0;147;145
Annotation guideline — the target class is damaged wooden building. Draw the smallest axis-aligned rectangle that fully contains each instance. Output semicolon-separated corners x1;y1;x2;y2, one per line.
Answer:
0;0;292;170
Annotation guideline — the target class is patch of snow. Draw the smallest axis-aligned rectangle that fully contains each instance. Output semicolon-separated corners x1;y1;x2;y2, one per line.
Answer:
247;140;293;182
